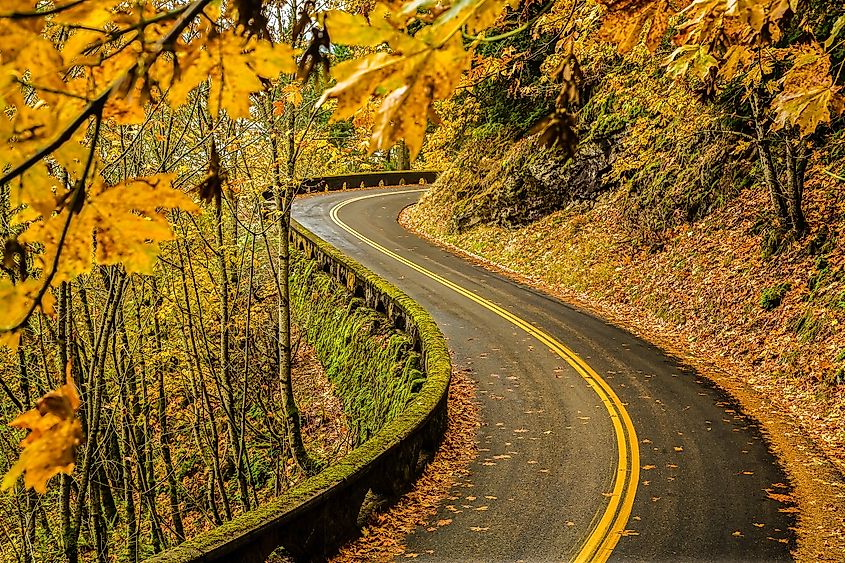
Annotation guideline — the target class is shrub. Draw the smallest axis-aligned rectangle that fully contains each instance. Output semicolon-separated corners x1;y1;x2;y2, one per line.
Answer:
760;283;790;310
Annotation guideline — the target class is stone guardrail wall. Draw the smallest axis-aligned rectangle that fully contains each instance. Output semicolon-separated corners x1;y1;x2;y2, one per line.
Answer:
151;177;449;562
300;170;438;192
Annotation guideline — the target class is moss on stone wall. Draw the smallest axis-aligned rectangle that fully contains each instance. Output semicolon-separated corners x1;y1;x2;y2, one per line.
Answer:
149;219;451;563
290;254;425;445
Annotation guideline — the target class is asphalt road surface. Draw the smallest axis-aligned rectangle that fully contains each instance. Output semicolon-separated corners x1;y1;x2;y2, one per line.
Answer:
292;187;796;562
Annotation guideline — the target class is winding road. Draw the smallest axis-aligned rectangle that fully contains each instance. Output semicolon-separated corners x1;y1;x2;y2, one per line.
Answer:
292;187;796;562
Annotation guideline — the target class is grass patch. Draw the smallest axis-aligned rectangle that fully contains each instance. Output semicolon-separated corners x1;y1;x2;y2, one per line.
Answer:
760;283;790;311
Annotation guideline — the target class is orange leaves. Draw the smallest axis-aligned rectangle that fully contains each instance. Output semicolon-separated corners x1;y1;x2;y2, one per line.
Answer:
657;0;841;138
596;0;671;53
282;83;304;108
2;368;83;494
772;43;845;137
597;0;793;55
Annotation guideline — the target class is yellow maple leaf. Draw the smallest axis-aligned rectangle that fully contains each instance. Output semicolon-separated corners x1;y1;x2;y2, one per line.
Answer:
772;43;845;136
597;0;670;54
86;175;200;273
0;277;50;334
427;0;520;40
2;369;83;494
323;5;404;46
282;83;304;107
19;173;199;292
321;7;470;159
11;161;59;218
150;32;295;114
205;34;296;118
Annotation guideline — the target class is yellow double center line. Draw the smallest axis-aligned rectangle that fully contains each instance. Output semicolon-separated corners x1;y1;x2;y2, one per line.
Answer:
328;189;639;562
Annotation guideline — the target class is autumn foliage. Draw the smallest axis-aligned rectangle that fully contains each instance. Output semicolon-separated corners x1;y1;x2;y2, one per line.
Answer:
0;0;843;559
1;366;81;494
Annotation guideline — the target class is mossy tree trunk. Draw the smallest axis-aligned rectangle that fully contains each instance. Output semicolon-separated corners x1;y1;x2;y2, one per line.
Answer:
263;53;318;475
751;91;809;238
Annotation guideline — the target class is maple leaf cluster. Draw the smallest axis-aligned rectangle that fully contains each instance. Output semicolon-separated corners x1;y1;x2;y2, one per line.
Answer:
2;368;82;494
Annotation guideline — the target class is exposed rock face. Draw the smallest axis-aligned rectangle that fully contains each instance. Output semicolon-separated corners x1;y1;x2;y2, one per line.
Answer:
450;135;620;232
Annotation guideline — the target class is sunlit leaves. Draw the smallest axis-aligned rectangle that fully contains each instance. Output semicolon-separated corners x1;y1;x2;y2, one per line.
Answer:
85;175;201;272
772;44;845;135
283;83;303;107
718;45;754;81
324;5;404;47
321;4;471;158
11;161;61;218
152;33;296;119
426;0;520;40
656;0;842;138
596;0;670;53
21;174;200;280
824;15;845;51
0;174;199;332
666;44;719;80
204;34;295;119
0;278;54;335
1;369;82;494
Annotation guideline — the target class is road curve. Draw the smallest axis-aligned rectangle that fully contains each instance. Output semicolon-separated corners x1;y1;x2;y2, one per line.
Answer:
292;187;796;562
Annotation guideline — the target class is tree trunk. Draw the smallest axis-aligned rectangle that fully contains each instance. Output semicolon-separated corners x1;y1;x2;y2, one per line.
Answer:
396;140;410;170
785;139;809;237
65;269;127;563
751;92;792;231
267;104;317;476
214;197;251;511
151;278;185;541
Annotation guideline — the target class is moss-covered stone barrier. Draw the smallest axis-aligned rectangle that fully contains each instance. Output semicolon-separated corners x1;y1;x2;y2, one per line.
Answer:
300;170;439;192
149;217;451;563
290;254;426;445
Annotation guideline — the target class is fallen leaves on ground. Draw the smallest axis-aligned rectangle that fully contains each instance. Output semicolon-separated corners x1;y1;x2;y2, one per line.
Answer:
331;369;480;562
